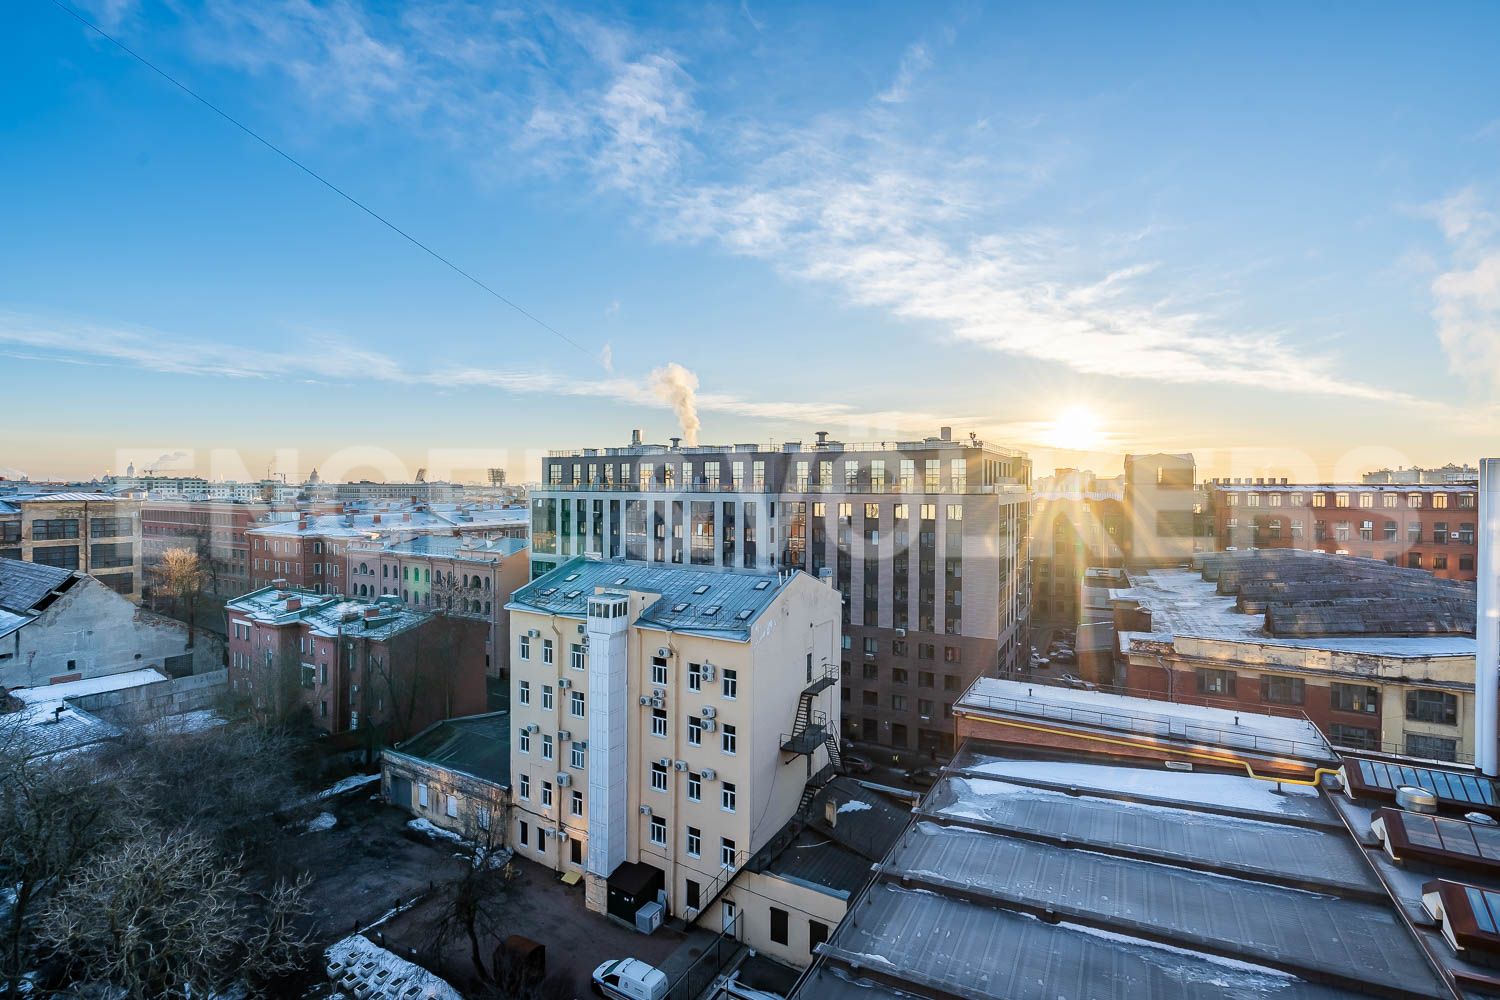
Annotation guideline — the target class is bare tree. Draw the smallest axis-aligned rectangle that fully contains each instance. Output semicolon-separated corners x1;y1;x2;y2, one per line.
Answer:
149;547;204;648
38;827;313;1000
423;806;515;986
236;647;309;731
0;718;137;999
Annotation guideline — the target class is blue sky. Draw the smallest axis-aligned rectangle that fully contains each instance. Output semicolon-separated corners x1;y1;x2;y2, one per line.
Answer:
3;1;1500;483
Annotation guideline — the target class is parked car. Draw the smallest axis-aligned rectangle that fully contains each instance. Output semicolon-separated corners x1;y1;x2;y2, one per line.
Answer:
844;754;875;774
903;766;939;789
592;958;669;1000
1058;673;1097;691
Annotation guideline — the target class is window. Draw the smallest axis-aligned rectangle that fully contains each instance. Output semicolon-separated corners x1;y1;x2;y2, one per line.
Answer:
571;690;586;717
1330;683;1379;714
686;826;702;857
688;662;703;691
1335;493;1350;508
687;716;703;746
649;815;666;846
520;635;531;660
1196;668;1234;695
652;708;667;738
652;656;668;686
478;806;492;830
722;668;738;699
543;639;554;665
32;518;79;540
809;919;830;954
542;735;554;760
1382;493;1398;508
518;680;530;706
571;643;585;670
417;783;429;808
721;781;737;812
862;663;878;680
571;790;584;816
542;685;554;710
1406;733;1458;762
1406;689;1458;725
770;907;789;946
687;772;701;801
720;837;737;869
446;795;459;818
651;762;668;792
541;781;553;807
519;774;530;800
1434;493;1450;509
570;744;585;769
1259;675;1304;705
519;820;529;847
518;729;531;754
1358;493;1373;509
891;694;907;711
1328;724;1379;750
721;723;737;755
892;668;909;685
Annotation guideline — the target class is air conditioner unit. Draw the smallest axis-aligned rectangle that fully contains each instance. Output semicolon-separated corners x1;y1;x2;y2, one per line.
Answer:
576;741;588;751
673;760;688;772
557;773;572;787
577;623;587;634
557;730;572;742
649;697;665;709
527;628;540;638
701;768;717;781
525;723;540;734
558;678;571;689
639;696;652;706
701;719;716;733
658;757;672;769
701;664;716;681
895;627;907;638
652;688;666;701
639;805;653;816
657;646;672;658
700;706;717;719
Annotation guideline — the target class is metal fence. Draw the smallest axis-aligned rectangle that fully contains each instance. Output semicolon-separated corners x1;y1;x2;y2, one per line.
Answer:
665;913;743;1000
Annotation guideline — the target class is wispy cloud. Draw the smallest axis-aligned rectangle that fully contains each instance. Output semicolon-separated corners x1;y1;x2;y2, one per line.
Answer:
91;3;1437;420
1426;188;1500;388
0;313;962;438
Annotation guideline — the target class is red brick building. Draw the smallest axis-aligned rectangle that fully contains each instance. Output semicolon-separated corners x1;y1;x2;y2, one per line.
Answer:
140;499;280;595
225;586;487;738
1211;482;1478;581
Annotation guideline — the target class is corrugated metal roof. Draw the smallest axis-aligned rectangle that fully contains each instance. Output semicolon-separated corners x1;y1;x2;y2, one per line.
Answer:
508;557;795;638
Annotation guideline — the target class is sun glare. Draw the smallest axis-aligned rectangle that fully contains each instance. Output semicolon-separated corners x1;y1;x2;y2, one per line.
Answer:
1044;406;1105;452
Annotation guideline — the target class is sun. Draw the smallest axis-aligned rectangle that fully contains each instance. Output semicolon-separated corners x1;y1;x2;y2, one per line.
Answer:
1043;406;1105;452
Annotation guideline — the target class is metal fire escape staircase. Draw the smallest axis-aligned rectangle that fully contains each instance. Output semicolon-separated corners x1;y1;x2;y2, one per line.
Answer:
783;665;842;811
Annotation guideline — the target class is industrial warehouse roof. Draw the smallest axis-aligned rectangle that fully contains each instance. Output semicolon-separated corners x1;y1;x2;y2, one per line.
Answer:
957;676;1334;764
792;741;1449;1000
508;557;801;639
1115;553;1477;659
388;711;510;788
5;491;124;503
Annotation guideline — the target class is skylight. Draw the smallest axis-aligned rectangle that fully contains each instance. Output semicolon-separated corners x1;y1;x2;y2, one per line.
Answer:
702;605;720;616
539;587;557;596
736;609;753;620
753;580;771;590
564;573;580;582
692;585;710;595
614;577;629;585
672;602;689;613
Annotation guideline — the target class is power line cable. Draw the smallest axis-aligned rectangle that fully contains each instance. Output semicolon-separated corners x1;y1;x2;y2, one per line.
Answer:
45;0;594;360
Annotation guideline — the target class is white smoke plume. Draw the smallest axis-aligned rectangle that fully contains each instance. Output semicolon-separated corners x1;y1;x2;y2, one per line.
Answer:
649;363;701;445
152;450;193;471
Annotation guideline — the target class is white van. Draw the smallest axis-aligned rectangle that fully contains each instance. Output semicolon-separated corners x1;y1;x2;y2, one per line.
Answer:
591;958;669;1000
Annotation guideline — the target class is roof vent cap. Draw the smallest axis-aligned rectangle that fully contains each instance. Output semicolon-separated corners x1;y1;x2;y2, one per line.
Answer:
1467;811;1500;826
1396;785;1439;814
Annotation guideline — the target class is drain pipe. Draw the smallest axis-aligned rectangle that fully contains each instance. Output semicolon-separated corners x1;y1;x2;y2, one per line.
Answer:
1478;458;1500;777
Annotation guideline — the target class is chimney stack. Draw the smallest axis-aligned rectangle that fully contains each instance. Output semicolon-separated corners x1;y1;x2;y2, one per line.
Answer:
816;431;829;446
1476;458;1500;776
670;437;681;450
631;428;643;446
940;426;952;441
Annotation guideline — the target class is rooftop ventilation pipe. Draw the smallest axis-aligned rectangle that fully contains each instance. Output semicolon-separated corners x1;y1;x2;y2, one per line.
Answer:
631;429;643;446
1479;457;1500;776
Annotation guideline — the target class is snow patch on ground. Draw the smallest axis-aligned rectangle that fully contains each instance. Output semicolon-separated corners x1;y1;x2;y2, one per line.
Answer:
407;817;465;843
318;773;380;800
304;811;337;833
837;800;873;814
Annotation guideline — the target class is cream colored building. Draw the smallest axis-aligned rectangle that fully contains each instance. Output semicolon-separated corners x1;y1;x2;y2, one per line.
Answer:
506;557;841;929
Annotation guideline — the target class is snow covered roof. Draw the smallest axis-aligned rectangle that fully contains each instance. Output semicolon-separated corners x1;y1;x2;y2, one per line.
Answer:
508;557;798;640
0;556;77;614
8;667;169;706
794;741;1448;1000
225;587;431;641
325;934;461;1000
1115;563;1477;659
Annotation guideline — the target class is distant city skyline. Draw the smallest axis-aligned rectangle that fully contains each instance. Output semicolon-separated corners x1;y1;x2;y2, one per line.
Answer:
4;2;1500;481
